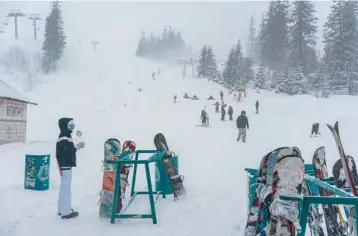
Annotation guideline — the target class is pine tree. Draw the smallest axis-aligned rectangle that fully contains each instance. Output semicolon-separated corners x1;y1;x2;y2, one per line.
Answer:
243;57;255;83
222;40;245;89
260;0;290;70
42;1;66;73
233;40;244;82
323;1;358;92
254;65;269;89
287;0;318;76
136;31;147;56
206;46;217;80
279;67;307;95
196;45;207;78
246;15;257;60
222;47;237;87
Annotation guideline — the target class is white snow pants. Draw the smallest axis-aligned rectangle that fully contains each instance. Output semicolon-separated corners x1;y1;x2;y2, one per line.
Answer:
58;169;72;216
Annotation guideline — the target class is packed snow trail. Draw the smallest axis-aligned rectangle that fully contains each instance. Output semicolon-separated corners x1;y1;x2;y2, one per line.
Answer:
2;59;358;235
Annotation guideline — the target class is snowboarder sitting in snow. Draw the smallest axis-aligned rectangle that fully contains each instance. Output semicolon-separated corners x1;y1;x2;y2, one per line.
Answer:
207;95;215;100
183;93;189;98
311;123;320;137
236;110;249;142
56;117;85;219
200;108;208;126
255;101;259;113
192;95;199;100
228;106;233;120
221;106;226;121
213;101;220;113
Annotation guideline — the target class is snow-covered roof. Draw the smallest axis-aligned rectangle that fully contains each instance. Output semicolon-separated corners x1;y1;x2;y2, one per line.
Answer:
0;80;37;105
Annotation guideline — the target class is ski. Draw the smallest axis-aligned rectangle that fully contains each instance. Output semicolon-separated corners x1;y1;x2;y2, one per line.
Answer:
326;122;357;196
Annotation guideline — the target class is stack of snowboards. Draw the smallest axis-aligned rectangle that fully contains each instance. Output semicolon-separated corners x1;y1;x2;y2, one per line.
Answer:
99;138;121;218
244;147;302;236
154;133;186;200
117;141;136;213
332;155;358;235
312;146;346;236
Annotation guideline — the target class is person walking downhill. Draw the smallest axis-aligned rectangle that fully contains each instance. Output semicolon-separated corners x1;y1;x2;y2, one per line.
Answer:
228;106;233;121
56;117;85;219
236;110;249;142
221;105;226;121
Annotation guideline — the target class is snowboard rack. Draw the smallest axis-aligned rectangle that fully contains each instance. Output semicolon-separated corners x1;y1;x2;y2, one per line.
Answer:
245;164;358;236
107;150;168;224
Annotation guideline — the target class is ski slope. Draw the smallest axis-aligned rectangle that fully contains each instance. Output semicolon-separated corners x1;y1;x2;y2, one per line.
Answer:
1;56;358;236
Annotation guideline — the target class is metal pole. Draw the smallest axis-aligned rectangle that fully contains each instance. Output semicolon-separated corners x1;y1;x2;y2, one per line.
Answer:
28;14;41;40
6;10;25;40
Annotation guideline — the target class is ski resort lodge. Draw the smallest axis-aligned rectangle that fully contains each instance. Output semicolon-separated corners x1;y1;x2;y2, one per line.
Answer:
0;80;37;145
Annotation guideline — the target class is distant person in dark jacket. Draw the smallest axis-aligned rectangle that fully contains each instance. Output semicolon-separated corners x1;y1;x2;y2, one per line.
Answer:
200;108;208;126
220;91;224;101
236;110;249;142
255;101;259;113
56;117;85;219
221;106;226;121
228;106;233;120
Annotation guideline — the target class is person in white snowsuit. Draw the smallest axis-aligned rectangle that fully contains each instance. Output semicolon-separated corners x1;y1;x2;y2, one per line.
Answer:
56;117;85;219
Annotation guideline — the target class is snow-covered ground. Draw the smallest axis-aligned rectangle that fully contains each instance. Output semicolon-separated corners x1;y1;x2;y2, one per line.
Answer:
1;56;358;236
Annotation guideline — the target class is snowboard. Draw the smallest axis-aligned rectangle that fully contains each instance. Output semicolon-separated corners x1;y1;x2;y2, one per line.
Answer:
117;140;136;213
259;147;301;235
99;138;121;218
312;146;347;236
244;147;298;236
332;155;358;235
244;149;272;236
154;133;186;200
266;154;304;235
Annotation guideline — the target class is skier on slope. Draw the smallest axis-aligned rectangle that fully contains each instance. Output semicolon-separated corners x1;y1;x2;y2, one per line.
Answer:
220;90;224;101
228;106;233;120
255;100;259;113
221;105;226;121
56;118;85;219
200;108;208;126
174;95;177;103
236;110;249;142
152;72;156;80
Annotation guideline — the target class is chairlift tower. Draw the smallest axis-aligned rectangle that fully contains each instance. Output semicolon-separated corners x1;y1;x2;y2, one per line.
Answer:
91;40;99;51
28;14;41;40
6;9;25;40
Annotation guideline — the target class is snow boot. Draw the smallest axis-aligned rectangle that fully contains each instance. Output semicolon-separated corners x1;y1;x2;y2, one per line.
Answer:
61;211;79;219
58;208;74;216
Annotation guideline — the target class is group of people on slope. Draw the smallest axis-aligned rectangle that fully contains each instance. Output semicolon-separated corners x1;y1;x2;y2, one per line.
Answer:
200;90;260;142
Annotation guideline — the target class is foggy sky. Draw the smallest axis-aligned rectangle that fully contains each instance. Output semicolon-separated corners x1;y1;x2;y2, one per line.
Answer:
0;1;332;61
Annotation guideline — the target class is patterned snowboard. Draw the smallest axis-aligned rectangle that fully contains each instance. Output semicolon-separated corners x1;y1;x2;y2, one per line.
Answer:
117;141;136;212
267;154;304;236
154;133;186;200
99;138;121;218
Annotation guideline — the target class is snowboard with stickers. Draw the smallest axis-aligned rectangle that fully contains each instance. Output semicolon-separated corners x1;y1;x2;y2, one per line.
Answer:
244;147;303;236
154;133;186;200
99;138;121;218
